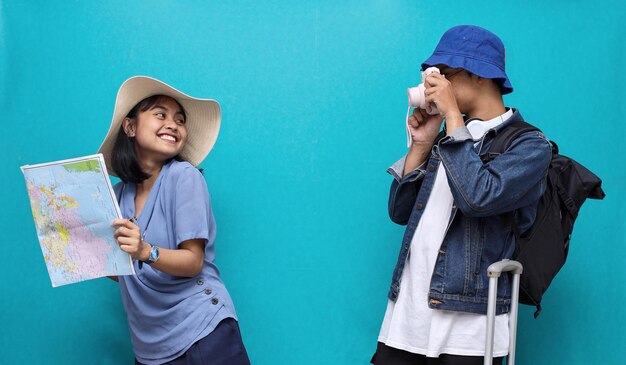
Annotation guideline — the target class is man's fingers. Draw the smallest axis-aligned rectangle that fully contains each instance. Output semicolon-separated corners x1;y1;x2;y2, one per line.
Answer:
425;72;445;86
424;86;438;96
413;108;428;122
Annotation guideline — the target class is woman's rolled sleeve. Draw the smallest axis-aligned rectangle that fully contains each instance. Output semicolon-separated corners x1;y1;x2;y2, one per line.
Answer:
173;167;211;246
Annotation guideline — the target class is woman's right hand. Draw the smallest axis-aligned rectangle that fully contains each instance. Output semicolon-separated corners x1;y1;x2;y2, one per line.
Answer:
112;219;150;261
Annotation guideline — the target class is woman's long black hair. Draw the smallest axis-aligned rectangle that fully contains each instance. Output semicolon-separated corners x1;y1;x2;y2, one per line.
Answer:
111;95;187;183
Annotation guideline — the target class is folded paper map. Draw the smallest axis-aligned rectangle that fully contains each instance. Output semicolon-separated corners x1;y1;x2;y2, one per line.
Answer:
21;154;134;287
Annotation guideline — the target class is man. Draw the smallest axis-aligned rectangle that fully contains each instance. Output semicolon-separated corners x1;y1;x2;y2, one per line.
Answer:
372;25;552;365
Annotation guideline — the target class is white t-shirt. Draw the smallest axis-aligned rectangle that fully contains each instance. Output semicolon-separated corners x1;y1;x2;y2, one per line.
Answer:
378;109;513;358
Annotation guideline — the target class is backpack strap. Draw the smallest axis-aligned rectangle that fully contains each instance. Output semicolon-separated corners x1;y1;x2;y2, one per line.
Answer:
480;120;540;162
484;122;574;217
480;120;543;299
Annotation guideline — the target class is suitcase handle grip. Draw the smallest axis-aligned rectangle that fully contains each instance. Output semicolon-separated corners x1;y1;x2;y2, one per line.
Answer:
485;259;523;365
487;259;523;277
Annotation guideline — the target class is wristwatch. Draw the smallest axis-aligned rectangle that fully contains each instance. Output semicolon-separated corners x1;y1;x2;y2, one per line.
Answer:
143;245;160;265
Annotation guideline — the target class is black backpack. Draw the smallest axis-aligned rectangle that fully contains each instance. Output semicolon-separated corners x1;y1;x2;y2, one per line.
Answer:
480;120;605;317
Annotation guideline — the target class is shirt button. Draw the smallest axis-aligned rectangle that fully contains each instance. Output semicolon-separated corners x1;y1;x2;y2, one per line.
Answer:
196;279;204;286
211;298;219;305
404;244;409;250
427;165;435;172
204;288;212;295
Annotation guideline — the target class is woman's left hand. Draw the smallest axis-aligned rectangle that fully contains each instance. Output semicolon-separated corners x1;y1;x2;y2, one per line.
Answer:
112;219;149;261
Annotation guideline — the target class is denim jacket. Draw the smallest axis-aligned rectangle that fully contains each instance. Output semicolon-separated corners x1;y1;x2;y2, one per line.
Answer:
386;109;551;315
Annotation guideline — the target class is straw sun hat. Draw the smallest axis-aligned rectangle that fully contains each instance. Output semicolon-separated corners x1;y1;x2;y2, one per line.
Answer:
98;76;221;176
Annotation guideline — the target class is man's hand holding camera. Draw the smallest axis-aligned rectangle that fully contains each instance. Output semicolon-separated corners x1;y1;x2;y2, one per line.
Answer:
404;106;442;175
404;70;463;175
424;72;464;134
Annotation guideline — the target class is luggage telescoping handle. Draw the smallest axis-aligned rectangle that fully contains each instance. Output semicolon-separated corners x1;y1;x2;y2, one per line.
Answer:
485;260;523;365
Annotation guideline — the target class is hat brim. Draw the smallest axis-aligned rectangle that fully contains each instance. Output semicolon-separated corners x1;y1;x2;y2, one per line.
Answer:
422;52;513;94
98;76;221;177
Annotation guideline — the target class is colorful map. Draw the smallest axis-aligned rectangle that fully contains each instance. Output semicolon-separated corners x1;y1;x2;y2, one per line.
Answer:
21;154;134;287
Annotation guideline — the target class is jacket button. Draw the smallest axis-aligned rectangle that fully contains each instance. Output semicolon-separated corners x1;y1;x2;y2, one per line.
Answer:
404;244;409;250
204;288;212;295
211;298;219;305
196;279;204;285
416;203;423;210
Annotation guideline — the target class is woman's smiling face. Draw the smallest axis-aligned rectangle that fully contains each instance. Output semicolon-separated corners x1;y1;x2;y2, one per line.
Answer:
123;96;188;165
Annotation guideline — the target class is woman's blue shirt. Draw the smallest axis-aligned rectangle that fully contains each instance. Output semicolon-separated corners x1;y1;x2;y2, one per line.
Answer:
114;159;236;364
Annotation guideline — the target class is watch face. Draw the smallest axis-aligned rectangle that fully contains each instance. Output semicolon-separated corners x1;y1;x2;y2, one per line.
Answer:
149;246;159;262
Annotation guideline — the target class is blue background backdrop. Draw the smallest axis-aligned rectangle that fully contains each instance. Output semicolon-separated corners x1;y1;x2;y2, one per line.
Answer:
2;1;624;364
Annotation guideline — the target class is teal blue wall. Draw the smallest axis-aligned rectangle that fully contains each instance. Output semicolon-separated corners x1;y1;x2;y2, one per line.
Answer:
2;1;624;364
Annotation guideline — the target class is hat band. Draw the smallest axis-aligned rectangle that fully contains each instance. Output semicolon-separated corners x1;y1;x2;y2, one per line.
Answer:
428;51;505;71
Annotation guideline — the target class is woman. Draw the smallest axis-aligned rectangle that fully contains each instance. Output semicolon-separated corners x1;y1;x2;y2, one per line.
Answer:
98;76;250;365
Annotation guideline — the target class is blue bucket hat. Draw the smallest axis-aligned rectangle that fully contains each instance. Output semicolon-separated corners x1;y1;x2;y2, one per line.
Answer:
422;25;513;94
